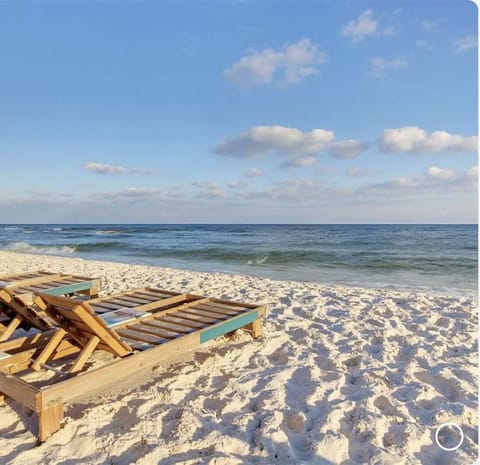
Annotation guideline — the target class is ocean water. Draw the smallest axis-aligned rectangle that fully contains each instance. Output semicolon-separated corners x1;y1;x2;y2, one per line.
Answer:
0;224;477;294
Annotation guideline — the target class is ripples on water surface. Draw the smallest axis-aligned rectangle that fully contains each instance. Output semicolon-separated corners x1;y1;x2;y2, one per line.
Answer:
0;224;477;294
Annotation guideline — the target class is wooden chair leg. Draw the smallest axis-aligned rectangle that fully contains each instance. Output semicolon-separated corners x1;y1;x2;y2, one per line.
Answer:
249;319;262;338
38;403;64;442
31;328;67;371
69;335;99;373
0;315;23;342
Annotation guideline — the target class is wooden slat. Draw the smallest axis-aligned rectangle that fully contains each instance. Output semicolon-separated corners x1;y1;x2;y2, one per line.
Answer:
193;303;239;316
181;308;230;320
204;301;249;313
1;273;62;289
209;297;260;309
104;298;138;308
157;315;205;329
146;287;182;295
120;337;152;351
112;295;154;305
149;319;194;334
88;301;124;311
173;311;218;325
135;290;176;299
115;328;166;344
126;323;179;339
89;304;114;314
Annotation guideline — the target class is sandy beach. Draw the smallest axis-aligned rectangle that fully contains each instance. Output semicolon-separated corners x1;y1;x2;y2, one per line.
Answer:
0;250;477;465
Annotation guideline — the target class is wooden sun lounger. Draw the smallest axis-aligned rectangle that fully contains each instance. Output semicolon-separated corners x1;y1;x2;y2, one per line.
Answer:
0;271;101;301
0;272;102;341
0;291;265;442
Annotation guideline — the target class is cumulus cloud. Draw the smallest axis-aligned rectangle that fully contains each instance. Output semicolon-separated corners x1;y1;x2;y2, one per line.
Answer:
345;167;382;177
192;182;226;199
360;165;477;195
378;126;477;153
215;125;334;168
245;168;264;178
84;162;154;175
369;56;408;78
343;9;378;43
452;34;478;54
224;39;326;87
329;139;368;159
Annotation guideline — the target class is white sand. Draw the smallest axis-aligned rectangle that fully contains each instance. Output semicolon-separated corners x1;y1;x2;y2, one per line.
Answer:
0;251;477;465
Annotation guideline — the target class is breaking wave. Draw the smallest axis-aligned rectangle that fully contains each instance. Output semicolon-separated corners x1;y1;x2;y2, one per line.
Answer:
4;242;77;255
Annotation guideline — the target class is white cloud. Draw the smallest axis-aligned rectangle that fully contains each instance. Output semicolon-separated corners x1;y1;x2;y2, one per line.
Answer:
84;162;127;175
99;187;161;200
343;10;397;43
224;39;326;87
345;167;382;177
379;126;477;153
192;182;226;199
360;166;477;195
84;162;154;175
245;168;264;178
369;56;408;78
343;9;378;43
215;125;335;165
452;34;478;54
329;139;368;159
425;166;456;180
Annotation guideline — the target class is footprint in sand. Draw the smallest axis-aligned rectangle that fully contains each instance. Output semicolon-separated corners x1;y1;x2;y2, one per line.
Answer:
267;345;294;366
374;395;405;422
397;344;416;362
414;371;465;402
343;355;362;371
285;412;306;433
382;423;409;448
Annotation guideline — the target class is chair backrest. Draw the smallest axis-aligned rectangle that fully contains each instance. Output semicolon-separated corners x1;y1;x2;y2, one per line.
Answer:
38;294;132;357
0;288;53;331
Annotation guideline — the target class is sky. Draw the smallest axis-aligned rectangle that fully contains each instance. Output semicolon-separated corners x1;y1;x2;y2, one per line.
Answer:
0;0;477;223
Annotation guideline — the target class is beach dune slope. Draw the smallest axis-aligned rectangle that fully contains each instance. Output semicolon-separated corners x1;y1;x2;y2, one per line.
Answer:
0;251;477;465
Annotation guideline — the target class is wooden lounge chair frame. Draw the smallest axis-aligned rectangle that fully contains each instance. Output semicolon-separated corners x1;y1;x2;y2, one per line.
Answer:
0;293;265;442
0;272;102;342
0;271;101;300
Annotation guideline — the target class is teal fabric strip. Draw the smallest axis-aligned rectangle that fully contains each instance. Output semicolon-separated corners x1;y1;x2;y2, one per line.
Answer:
200;310;258;343
42;281;96;296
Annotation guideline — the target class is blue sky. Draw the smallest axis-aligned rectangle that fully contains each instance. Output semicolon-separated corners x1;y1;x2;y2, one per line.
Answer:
0;1;477;223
